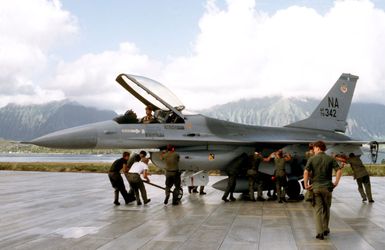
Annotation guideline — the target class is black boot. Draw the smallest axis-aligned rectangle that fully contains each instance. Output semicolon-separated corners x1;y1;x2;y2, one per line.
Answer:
199;186;206;195
114;190;120;205
164;195;170;205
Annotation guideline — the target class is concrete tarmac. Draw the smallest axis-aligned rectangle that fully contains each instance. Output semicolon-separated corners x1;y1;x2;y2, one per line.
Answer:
1;171;385;250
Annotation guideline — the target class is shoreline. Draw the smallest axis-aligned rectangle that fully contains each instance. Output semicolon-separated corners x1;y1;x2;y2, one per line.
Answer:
1;162;384;176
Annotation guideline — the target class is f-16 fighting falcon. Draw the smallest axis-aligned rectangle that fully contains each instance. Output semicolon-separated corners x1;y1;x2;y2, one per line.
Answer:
27;73;382;200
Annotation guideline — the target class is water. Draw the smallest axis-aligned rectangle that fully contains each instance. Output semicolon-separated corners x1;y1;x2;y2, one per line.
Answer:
0;153;120;163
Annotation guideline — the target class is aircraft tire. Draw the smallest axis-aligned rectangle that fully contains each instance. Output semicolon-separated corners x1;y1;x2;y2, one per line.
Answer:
177;187;183;201
286;179;302;200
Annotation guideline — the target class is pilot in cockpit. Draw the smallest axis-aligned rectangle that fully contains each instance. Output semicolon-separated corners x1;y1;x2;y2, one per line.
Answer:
140;105;158;124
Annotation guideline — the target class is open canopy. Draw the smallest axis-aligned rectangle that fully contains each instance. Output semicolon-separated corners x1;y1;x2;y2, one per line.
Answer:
116;74;185;120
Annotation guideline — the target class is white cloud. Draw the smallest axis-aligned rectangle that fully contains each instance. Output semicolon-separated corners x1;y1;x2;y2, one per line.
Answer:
162;0;385;109
48;42;163;114
2;0;385;114
0;0;77;107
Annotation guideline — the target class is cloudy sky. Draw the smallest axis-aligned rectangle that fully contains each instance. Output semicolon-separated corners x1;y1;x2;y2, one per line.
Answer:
1;0;385;115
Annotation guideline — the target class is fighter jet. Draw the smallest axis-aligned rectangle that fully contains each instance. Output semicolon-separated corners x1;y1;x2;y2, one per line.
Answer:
28;73;380;199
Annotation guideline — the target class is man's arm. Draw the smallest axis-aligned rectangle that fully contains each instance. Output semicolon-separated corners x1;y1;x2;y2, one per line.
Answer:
335;155;347;163
304;158;313;190
143;169;150;182
304;169;312;190
333;168;342;187
262;153;274;162
122;163;128;173
335;155;348;168
284;153;292;162
160;151;167;160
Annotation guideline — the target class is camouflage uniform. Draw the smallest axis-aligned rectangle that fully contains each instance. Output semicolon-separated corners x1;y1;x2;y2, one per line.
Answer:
222;154;245;202
304;150;315;202
222;165;238;201
305;152;341;236
161;150;181;205
274;157;287;202
347;156;373;202
247;154;264;201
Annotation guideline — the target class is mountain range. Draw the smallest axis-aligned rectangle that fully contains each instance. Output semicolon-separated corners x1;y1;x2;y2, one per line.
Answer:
0;100;117;141
0;97;384;141
200;96;385;141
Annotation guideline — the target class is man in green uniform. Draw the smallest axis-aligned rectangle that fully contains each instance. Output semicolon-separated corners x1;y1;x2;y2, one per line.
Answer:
222;154;245;202
304;141;342;240
247;152;265;201
347;153;374;202
161;144;181;205
264;149;291;203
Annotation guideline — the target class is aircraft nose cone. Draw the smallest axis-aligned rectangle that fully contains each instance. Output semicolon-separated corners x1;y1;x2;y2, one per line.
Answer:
30;125;98;149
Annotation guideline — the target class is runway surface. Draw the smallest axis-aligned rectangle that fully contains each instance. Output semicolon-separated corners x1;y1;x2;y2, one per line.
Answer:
1;171;385;250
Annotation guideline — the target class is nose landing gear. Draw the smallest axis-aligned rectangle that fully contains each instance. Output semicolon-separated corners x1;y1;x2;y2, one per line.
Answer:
370;141;379;163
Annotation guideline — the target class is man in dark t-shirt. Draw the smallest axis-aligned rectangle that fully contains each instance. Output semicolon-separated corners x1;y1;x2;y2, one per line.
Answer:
108;152;131;205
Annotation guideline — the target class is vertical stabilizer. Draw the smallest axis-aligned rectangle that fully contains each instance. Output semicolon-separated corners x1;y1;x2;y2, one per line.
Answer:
285;73;358;132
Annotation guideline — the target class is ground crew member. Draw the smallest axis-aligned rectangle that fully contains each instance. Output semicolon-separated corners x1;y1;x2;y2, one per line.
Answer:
127;154;151;205
247;152;265;201
347;153;374;203
264;149;291;203
108;152;132;205
222;154;245;202
304;140;342;240
161;144;181;205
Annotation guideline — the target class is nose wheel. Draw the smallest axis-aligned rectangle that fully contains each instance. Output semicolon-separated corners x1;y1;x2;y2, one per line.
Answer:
176;187;184;201
370;141;379;163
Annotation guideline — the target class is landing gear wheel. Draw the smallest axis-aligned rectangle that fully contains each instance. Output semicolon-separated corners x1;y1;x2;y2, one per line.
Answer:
287;179;303;200
370;141;379;163
176;187;183;201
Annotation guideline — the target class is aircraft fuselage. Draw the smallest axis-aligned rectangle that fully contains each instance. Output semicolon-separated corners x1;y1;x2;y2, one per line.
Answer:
30;114;354;174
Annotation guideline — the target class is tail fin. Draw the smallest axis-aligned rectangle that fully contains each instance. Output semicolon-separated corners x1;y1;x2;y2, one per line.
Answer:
285;73;358;133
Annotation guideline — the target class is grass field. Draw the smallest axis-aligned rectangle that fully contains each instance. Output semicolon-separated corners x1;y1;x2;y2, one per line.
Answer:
1;162;385;176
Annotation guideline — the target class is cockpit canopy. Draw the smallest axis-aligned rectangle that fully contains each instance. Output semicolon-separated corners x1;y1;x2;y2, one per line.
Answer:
114;74;185;124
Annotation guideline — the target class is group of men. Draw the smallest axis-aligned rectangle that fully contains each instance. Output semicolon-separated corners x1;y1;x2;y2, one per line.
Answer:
107;150;151;206
304;141;374;240
108;145;183;207
220;140;374;241
109;103;375;241
108;105;184;206
222;149;292;203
